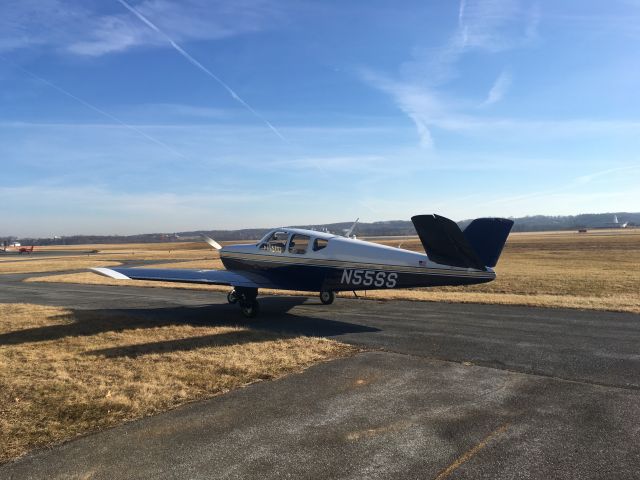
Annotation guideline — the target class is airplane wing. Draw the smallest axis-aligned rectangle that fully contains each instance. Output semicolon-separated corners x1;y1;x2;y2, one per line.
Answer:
91;267;278;289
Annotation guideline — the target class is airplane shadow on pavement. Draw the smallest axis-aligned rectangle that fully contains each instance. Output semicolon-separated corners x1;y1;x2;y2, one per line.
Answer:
0;296;379;357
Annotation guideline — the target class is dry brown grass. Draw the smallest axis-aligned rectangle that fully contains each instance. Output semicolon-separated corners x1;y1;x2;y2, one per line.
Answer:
21;230;640;314
0;242;220;273
18;241;213;252
370;230;640;313
3;242;233;272
0;303;356;463
80;244;217;262
0;259;122;274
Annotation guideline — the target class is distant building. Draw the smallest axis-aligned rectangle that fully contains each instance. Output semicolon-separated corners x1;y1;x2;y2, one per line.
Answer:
10;242;21;247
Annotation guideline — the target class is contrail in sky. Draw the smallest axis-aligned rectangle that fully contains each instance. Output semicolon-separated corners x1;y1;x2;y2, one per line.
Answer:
2;57;187;159
117;0;288;142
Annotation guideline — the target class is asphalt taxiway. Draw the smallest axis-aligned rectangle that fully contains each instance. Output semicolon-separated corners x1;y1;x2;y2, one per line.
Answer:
2;274;640;479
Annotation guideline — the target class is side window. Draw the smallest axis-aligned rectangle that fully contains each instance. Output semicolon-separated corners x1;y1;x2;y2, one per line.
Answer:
288;234;310;254
313;238;328;251
259;231;290;254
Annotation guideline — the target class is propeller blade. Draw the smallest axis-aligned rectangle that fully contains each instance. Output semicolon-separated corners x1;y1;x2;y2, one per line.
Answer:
344;218;359;238
202;235;222;250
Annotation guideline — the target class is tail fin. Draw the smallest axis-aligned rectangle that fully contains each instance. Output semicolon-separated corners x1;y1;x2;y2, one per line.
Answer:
411;214;513;269
411;215;485;269
462;218;513;268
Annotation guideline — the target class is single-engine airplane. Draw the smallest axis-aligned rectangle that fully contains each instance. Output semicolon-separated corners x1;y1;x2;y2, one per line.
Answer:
92;214;514;318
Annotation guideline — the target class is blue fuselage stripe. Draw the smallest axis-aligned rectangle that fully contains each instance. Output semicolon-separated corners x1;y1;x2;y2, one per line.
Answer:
220;253;494;292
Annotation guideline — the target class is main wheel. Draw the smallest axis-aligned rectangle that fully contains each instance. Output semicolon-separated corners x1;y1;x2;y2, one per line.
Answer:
227;290;238;304
240;299;260;318
320;290;335;305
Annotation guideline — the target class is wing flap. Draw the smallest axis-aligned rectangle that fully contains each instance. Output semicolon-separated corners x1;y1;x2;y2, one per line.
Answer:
91;267;276;288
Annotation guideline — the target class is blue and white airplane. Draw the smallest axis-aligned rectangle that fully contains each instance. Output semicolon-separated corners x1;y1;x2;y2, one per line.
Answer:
93;214;513;318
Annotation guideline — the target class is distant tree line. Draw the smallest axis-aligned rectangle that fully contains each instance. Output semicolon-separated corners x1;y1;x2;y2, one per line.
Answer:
11;212;639;245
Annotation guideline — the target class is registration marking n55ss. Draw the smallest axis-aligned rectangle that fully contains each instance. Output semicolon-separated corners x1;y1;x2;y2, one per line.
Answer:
341;269;398;288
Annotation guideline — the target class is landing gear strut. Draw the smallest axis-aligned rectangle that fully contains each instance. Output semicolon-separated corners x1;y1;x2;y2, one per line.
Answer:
320;290;335;305
227;290;238;304
233;287;260;318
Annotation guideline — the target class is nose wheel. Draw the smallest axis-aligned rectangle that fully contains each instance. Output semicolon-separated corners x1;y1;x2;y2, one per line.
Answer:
232;287;260;318
320;290;335;305
240;299;260;318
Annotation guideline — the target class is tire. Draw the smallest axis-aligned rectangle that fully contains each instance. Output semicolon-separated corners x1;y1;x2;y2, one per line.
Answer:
240;299;260;318
320;290;335;305
227;290;238;304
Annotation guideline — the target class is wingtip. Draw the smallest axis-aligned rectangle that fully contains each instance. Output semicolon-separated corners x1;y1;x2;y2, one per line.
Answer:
91;267;131;280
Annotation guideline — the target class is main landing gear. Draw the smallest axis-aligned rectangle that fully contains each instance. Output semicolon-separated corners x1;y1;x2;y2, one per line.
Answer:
228;288;336;317
228;287;260;318
320;290;335;305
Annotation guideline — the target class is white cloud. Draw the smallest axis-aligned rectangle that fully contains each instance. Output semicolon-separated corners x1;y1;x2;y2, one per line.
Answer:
423;117;640;137
66;14;154;56
361;0;537;148
272;154;390;174
456;0;522;51
0;0;285;56
574;164;640;185
458;0;467;27
359;70;445;148
115;0;286;141
481;70;512;106
525;3;541;42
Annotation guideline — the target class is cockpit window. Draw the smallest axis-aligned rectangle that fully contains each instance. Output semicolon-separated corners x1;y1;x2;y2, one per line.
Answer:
256;231;272;245
288;234;310;254
313;238;328;251
259;231;290;254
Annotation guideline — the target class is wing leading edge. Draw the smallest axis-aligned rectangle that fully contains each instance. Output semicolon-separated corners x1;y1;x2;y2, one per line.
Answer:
91;267;277;289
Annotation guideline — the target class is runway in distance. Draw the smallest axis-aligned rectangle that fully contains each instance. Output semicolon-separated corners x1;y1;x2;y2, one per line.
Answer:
93;214;514;318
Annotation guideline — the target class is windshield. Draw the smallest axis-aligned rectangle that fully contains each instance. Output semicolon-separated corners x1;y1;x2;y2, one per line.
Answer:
259;231;290;254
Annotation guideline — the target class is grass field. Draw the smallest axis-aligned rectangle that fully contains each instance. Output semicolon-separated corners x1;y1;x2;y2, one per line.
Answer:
368;230;640;313
0;303;356;463
22;229;640;314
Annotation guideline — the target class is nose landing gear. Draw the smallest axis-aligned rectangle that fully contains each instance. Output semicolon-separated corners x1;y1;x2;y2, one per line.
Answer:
230;287;260;318
240;299;260;318
227;290;238;304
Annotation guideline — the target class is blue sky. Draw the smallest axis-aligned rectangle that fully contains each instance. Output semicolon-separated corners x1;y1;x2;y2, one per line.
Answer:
1;0;639;236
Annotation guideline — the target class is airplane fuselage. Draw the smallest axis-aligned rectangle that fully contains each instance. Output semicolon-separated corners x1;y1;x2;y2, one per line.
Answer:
220;228;495;292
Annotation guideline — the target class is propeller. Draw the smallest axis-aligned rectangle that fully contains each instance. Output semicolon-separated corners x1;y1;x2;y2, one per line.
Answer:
201;235;222;250
344;218;359;238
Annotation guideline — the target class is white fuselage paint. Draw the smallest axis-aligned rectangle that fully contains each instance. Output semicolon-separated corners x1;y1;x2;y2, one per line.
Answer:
220;227;495;286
